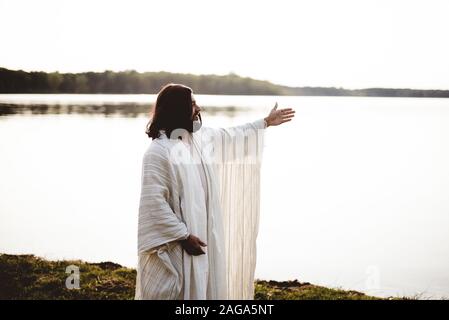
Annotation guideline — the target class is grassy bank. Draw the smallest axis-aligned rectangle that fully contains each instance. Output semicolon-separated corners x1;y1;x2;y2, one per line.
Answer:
0;253;386;300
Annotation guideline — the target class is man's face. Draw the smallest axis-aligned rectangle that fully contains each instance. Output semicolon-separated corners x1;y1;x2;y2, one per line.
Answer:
191;94;201;121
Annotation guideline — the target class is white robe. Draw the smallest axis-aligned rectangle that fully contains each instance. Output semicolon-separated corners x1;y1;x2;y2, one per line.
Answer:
135;118;266;300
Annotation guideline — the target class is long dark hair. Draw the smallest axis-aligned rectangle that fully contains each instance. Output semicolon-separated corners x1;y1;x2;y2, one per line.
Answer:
146;84;193;139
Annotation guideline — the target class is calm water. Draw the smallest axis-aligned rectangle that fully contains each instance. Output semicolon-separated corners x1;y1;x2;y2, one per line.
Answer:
1;94;449;298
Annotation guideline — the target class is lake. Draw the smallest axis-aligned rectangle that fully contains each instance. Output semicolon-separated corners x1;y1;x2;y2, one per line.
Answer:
1;94;449;298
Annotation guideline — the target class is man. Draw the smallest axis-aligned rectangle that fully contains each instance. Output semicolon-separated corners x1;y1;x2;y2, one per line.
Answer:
135;84;295;299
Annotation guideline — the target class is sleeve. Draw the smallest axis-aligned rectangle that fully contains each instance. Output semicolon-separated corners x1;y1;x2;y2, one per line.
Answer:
219;118;266;134
206;118;266;164
137;144;189;254
204;118;266;299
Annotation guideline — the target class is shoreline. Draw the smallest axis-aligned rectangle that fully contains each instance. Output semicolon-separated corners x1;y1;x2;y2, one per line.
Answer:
0;253;404;300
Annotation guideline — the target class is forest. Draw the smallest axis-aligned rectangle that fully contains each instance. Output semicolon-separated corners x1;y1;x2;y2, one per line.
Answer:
1;67;449;97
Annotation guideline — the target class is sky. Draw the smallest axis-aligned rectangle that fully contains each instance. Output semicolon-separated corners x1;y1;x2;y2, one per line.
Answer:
1;0;449;90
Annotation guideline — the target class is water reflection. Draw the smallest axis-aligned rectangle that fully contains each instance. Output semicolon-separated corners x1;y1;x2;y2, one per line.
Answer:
0;103;250;118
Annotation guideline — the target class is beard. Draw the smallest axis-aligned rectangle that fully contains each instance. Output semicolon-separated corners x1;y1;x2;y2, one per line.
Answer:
193;113;202;132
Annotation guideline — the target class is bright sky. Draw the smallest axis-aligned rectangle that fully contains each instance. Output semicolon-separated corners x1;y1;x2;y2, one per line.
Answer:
1;0;448;89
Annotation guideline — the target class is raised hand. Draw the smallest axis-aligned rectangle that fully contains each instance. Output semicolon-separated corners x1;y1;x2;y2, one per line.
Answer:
264;102;296;127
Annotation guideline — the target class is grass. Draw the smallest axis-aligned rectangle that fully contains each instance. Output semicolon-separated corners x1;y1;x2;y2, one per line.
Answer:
0;253;393;300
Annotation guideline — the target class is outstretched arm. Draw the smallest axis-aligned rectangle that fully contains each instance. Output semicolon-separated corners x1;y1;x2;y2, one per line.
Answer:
200;103;295;163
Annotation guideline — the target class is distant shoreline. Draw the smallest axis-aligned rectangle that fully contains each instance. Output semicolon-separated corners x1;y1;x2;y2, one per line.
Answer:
2;67;449;98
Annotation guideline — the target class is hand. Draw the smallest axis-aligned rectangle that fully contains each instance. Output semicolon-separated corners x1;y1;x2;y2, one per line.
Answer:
264;102;296;127
180;234;207;256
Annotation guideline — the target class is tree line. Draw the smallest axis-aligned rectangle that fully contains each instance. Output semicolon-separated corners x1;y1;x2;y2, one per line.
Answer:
1;67;448;97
